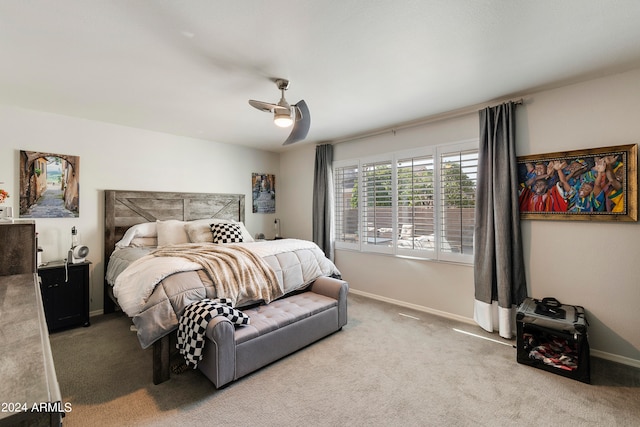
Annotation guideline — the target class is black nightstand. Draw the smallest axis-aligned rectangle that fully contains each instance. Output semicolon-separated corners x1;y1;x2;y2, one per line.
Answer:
38;260;91;332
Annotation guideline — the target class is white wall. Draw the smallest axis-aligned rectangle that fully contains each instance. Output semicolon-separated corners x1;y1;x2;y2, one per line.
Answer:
278;143;316;240
0;106;280;314
518;68;640;365
280;67;640;365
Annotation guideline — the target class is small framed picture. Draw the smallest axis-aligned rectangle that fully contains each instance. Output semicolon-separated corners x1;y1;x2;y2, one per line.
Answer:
252;173;276;214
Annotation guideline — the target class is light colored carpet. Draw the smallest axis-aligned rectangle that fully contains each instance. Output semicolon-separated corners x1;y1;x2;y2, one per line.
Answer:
49;294;640;426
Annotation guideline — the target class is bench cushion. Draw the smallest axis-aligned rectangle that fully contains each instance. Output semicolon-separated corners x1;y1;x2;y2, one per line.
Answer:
234;292;337;345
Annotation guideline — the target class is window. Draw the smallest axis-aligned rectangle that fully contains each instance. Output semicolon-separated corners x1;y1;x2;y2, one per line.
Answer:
361;159;393;253
334;140;478;263
396;152;435;257
438;145;477;263
334;163;359;250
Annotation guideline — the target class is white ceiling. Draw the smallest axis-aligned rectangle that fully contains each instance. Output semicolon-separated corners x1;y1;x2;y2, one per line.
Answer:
2;1;640;152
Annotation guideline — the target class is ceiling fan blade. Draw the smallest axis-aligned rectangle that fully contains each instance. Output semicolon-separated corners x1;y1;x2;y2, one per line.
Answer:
249;99;277;112
283;100;310;145
249;99;291;114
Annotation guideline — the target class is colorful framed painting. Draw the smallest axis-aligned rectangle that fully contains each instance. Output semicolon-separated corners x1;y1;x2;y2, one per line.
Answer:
517;144;637;221
19;150;80;218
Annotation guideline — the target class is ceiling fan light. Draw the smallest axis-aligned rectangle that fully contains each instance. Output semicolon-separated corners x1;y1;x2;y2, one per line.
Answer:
273;111;293;127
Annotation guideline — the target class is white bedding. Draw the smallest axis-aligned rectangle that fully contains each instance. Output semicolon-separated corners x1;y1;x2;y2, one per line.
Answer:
114;253;202;316
105;247;155;286
113;239;340;318
112;238;341;348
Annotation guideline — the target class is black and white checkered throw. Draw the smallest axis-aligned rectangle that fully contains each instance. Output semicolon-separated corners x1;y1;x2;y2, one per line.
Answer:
177;298;250;368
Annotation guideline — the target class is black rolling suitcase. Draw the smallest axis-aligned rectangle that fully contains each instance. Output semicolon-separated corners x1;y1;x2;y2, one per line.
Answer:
516;297;590;384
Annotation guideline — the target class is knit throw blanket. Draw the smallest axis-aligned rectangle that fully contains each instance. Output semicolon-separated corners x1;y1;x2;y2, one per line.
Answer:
152;243;283;306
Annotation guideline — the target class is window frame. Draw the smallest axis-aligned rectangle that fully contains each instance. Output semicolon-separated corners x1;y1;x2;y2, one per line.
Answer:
333;160;360;252
360;154;395;255
333;139;478;264
394;147;437;259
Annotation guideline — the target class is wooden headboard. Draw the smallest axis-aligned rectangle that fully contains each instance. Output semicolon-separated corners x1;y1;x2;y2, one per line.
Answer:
103;189;245;312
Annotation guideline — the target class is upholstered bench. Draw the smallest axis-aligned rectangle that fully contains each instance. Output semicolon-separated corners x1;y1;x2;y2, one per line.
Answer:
197;275;348;388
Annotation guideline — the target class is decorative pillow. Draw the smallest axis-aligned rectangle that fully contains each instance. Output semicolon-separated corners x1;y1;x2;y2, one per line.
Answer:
211;223;244;243
156;220;190;247
185;218;229;243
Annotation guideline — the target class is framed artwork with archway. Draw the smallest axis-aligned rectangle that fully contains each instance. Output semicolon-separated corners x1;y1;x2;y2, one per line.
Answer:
19;150;80;218
517;144;637;221
252;172;276;214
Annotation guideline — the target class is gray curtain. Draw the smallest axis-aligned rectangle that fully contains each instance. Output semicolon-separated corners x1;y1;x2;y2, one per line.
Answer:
473;101;527;339
313;144;335;261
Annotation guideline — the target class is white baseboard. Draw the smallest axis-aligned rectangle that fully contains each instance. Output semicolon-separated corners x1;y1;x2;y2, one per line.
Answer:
348;288;475;326
349;289;640;369
90;309;104;317
590;349;640;369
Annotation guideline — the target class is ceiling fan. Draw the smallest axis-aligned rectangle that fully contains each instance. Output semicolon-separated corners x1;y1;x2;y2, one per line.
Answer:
249;79;310;145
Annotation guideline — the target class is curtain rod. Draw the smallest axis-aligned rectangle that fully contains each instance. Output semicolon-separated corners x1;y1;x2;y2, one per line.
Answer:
330;97;525;145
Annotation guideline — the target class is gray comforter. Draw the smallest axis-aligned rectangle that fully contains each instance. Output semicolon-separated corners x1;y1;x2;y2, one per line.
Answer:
112;239;340;348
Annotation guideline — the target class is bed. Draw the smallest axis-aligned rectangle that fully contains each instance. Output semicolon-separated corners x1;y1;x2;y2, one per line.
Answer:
103;189;345;384
103;190;248;313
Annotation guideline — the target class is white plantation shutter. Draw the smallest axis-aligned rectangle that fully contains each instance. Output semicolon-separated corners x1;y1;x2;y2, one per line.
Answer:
396;154;435;256
333;140;477;263
438;147;478;263
361;159;393;253
334;163;359;249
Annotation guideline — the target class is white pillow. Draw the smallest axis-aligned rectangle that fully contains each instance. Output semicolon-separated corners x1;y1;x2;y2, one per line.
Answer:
184;218;229;243
115;222;157;248
184;218;255;243
156;220;190;247
235;222;255;243
129;237;158;247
